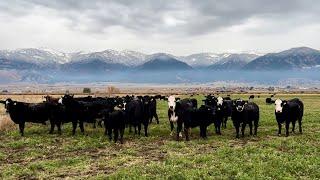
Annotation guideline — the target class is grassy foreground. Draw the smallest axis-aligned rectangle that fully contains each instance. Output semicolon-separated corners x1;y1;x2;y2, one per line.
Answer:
0;94;319;179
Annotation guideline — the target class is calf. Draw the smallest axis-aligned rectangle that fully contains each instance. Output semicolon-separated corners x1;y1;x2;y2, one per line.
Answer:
0;99;51;136
102;104;126;143
231;99;259;138
274;98;304;136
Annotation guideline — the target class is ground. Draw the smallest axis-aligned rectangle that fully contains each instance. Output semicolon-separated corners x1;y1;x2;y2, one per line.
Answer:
0;94;319;179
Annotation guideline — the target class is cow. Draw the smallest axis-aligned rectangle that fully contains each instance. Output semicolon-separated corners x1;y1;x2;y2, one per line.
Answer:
0;99;51;136
216;96;233;129
148;96;159;124
59;95;115;135
274;98;304;137
44;96;72;135
167;96;197;139
167;96;180;137
102;103;126;143
249;95;255;102
125;98;148;136
231;99;259;138
266;98;275;104
183;104;216;140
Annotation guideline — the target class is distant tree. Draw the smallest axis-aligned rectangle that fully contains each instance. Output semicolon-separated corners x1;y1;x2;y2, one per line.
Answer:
249;87;254;90
83;88;91;94
65;90;70;94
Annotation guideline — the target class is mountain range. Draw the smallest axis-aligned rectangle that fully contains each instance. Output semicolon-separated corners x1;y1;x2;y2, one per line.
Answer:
0;47;320;83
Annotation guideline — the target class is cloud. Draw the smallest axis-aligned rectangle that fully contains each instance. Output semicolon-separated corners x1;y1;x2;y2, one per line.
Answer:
0;0;319;54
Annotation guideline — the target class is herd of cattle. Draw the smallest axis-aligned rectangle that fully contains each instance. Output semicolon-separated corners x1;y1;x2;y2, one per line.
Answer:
0;94;304;143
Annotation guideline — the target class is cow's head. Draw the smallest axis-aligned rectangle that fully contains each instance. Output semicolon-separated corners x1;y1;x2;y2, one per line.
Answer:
59;94;74;105
234;99;247;112
3;98;15;112
275;99;287;113
217;96;223;106
168;95;177;111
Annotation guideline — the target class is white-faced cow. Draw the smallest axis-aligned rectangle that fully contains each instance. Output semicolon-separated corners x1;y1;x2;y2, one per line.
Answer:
231;99;259;138
167;96;181;137
274;98;304;137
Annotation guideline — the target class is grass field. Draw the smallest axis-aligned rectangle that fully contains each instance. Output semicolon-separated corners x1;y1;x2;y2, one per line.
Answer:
0;94;319;179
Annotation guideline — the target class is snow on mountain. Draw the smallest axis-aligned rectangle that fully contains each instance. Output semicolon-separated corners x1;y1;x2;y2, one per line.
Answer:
70;49;147;66
0;48;69;65
181;53;232;67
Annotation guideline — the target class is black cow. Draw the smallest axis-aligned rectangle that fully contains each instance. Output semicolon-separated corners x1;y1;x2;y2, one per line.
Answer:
231;99;259;138
125;98;147;136
274;98;304;136
266;98;275;104
102;105;126;143
0;99;51;136
60;95;115;135
148;96;159;124
183;105;216;140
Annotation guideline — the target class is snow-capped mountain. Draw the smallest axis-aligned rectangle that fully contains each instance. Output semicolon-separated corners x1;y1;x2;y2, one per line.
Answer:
70;49;148;66
138;53;192;70
0;48;69;65
244;47;320;70
181;53;232;67
208;54;259;70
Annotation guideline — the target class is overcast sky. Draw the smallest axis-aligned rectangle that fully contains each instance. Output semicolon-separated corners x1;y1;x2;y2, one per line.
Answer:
0;0;319;55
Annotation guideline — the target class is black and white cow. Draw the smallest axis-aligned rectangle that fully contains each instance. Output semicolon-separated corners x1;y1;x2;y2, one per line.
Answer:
217;96;233;129
231;99;259;138
274;98;304;136
167;95;181;137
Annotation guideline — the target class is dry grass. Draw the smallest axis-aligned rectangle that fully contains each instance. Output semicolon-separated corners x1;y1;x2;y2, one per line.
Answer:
0;116;15;132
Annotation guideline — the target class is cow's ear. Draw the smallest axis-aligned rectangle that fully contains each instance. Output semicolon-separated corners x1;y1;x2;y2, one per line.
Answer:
244;100;248;104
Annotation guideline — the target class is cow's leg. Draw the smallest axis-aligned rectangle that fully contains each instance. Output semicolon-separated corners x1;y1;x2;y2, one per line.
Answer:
120;128;124;144
138;124;141;136
176;122;182;141
223;117;227;128
93;121;96;129
155;113;159;124
129;124;132;133
79;121;85;134
19;122;25;136
285;121;290;137
199;126;204;138
184;127;190;141
49;120;55;134
298;118;302;134
253;120;258;136
107;128;112;141
241;123;246;137
204;126;208;138
57;122;62;135
249;121;253;136
278;122;282;136
114;129;119;143
170;121;174;136
144;123;148;137
235;123;240;138
72;121;77;135
292;120;296;133
217;120;222;135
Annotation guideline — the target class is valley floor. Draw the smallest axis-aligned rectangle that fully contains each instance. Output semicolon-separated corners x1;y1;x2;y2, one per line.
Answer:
0;94;319;179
